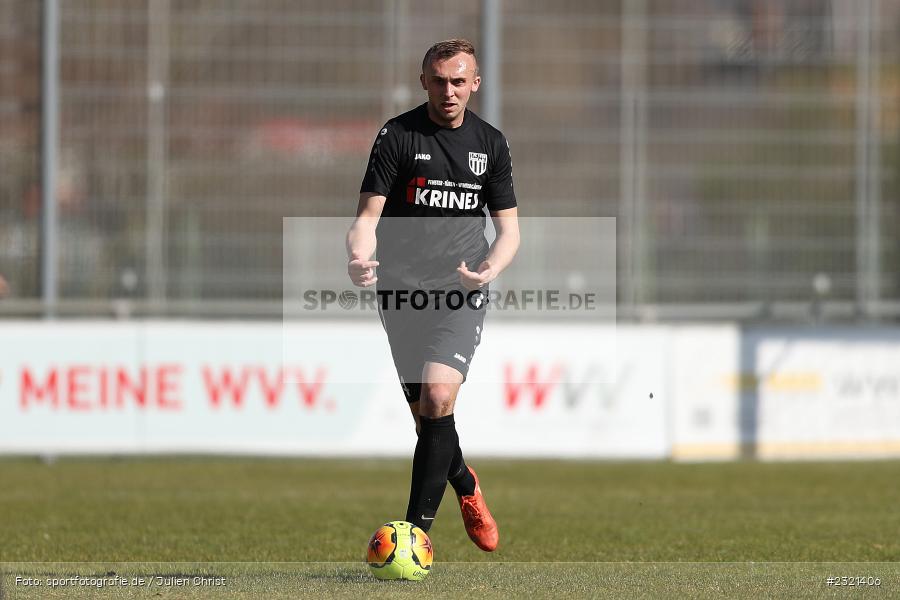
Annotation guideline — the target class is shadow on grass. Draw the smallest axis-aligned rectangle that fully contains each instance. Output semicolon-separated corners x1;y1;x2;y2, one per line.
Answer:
294;567;375;585
296;564;436;586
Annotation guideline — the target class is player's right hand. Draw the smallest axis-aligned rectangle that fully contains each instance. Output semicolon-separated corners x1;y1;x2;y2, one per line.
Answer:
348;258;379;287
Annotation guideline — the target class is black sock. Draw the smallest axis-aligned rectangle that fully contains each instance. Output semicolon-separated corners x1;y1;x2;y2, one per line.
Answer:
448;446;476;497
406;414;458;532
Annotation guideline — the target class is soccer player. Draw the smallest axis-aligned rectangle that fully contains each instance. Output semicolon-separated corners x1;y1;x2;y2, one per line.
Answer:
346;39;519;552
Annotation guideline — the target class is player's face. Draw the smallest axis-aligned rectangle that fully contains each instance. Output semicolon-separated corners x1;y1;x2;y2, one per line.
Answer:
420;53;480;128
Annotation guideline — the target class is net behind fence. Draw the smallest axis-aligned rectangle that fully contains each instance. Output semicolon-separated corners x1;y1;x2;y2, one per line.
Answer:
1;0;898;318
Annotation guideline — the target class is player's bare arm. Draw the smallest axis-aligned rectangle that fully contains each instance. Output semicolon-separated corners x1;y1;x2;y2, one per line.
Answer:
457;207;520;290
346;192;385;287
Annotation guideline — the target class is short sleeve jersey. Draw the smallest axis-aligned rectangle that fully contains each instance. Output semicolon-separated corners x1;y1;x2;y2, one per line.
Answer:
360;103;516;290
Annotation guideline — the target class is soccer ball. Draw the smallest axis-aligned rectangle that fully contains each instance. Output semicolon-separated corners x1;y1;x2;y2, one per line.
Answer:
366;520;433;581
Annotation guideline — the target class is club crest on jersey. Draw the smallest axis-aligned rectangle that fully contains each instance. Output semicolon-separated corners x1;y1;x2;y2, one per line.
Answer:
468;152;488;176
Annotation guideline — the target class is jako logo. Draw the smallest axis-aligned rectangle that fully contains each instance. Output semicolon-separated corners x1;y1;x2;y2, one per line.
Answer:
406;177;479;210
415;153;431;160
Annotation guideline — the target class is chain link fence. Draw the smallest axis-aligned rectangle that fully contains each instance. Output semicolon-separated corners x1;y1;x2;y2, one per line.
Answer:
1;0;898;319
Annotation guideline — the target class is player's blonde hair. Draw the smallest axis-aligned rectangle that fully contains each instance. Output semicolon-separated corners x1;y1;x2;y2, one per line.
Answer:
422;39;478;75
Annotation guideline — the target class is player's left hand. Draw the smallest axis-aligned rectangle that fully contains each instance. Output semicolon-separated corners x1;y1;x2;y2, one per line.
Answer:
457;261;495;291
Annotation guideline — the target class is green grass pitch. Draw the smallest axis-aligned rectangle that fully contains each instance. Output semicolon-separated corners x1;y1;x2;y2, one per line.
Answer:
1;458;899;598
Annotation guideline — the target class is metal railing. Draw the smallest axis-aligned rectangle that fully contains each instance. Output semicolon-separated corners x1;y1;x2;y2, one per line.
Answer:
0;0;898;320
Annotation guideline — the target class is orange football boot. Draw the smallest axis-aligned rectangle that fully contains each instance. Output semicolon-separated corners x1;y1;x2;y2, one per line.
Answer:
457;466;499;551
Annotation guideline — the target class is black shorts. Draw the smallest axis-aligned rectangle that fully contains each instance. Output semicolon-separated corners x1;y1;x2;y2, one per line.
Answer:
377;286;488;403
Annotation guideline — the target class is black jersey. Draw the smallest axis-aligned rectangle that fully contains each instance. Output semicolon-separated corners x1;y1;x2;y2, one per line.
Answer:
360;103;517;290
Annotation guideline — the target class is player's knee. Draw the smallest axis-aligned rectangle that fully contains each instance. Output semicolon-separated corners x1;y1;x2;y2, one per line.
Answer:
419;383;455;418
